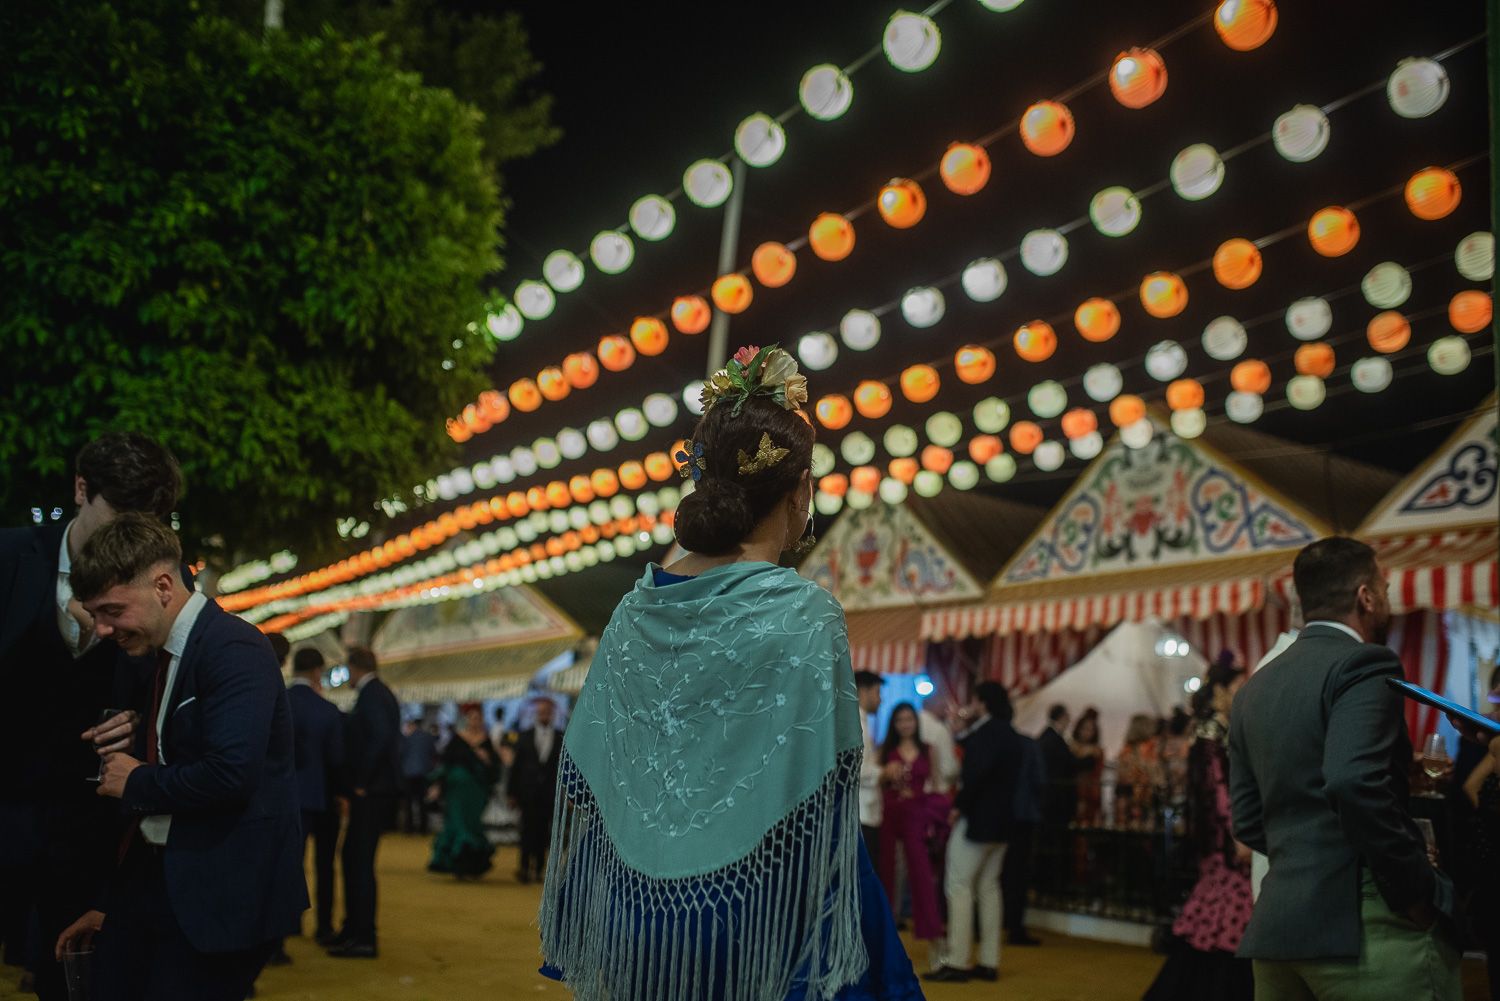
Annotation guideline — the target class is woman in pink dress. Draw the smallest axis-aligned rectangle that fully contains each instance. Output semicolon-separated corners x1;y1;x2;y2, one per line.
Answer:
877;702;948;972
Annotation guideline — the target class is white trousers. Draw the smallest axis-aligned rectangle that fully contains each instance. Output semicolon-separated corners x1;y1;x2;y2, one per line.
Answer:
943;818;1006;971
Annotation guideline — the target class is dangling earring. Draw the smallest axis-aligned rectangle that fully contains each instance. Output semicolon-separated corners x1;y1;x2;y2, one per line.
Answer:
788;511;817;556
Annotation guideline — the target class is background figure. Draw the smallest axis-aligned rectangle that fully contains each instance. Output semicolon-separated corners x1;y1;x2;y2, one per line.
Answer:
919;702;960;794
1115;713;1163;829
1036;704;1077;904
877;702;948;972
400;718;437;835
287;647;345;948
508;697;561;884
333;646;400;959
1160;707;1194;830
427;703;499;879
1459;670;1500;1001
1072;710;1105;827
855;671;884;858
1003;721;1047;947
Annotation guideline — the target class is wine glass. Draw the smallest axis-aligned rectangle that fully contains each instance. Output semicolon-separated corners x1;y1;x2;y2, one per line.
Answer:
1421;733;1451;782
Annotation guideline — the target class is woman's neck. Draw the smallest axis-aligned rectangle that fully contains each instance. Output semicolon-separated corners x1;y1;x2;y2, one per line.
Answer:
666;518;788;576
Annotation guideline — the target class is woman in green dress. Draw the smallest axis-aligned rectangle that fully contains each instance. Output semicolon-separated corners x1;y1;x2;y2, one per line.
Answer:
427;703;499;880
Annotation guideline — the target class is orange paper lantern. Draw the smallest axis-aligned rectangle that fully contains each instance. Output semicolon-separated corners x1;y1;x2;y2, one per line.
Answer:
1308;206;1360;257
461;404;489;433
1109;396;1147;428
877;178;927;229
888;458;920;484
1165;379;1205;411
1140;272;1188;318
644;453;675;482
809;213;856;262
1015;320;1058;362
850;466;881;495
569;475;595;505
526;486;549;512
1020;101;1075;157
597;334;636;372
671;295;711;334
1075;298;1121;343
1450;290;1492;334
968;435;1004;464
1230;360;1272;395
955;345;997;384
477;389;510;423
618;461;648;491
1213;238;1262;290
562;353;599;389
1214;0;1277;51
711;274;753;314
751;242;797;287
545;482;571;509
446;418;472;443
1367;311;1411;354
1109;48;1167;109
590;469;619;498
1061;408;1098;440
1405;167;1462;221
854;381;893;419
1294;342;1335;378
940;142;991;196
900;364;940;403
815;394;853;430
537;366;570;402
508;378;542;412
1009;421;1043;455
629;316;669;356
920;446;954;475
819;473;849;497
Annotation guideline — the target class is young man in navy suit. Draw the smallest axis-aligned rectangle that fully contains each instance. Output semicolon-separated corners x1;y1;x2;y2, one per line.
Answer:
60;514;307;1001
287;647;345;946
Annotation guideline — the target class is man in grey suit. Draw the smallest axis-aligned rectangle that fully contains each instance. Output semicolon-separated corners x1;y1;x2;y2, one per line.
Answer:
1229;537;1460;1000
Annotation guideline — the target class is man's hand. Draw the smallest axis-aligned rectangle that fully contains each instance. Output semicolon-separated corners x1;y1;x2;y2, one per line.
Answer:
96;753;142;799
1446;713;1499;748
82;711;139;756
54;910;104;959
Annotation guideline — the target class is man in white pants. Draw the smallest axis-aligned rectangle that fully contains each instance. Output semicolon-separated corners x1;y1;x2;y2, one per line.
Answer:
926;682;1027;984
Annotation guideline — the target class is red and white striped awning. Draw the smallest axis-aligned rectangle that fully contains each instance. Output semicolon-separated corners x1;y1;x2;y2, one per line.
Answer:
1271;529;1499;614
850;641;928;675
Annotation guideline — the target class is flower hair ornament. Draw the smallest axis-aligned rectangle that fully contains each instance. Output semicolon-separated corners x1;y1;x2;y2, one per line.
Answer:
675;440;706;482
699;344;809;417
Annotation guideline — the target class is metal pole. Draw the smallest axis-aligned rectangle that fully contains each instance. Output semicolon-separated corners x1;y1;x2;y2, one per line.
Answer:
705;158;748;378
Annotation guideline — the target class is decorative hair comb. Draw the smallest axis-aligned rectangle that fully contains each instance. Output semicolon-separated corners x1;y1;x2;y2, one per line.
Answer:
737;433;790;476
699;345;809;417
675;440;706;482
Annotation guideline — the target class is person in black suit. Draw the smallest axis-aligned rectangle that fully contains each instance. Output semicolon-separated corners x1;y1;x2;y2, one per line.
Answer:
58;513;307;1001
1230;537;1461;1000
508;697;561;884
927;682;1027;984
286;647;345;947
0;432;181;1001
1034;703;1076;905
332;646;400;958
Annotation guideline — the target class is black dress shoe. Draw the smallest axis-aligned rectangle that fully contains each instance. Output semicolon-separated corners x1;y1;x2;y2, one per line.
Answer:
314;930;340;947
922;966;971;983
972;965;999;981
1008;931;1042;946
327;941;378;959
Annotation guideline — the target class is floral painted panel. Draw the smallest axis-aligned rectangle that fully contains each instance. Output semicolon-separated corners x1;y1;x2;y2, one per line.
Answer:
1361;407;1499;536
799;502;982;611
373;584;578;663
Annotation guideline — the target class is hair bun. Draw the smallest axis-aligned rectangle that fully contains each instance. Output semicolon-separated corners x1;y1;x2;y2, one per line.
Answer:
673;477;755;556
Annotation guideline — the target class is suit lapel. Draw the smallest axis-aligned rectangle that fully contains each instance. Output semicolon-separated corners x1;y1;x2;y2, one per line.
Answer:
161;601;215;747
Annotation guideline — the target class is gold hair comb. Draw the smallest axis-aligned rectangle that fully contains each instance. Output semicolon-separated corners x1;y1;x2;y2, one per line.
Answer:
737;433;790;476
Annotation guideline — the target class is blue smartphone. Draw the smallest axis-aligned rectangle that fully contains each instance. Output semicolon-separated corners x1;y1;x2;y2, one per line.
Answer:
1386;678;1500;735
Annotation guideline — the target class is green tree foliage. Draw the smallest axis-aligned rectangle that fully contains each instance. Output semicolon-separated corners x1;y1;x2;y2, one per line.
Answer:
0;1;542;562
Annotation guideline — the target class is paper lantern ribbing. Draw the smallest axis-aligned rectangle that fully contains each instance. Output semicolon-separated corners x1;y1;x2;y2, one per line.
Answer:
1273;105;1330;163
1456;232;1495;281
543;250;584;292
1108;395;1146;427
1450;290;1492;333
1226;391;1263;424
1287;375;1326;411
1214;0;1277;51
941;143;991;195
1009;421;1043;455
797;332;838;372
1015;320;1058;362
1294;342;1336;378
509;378;543;413
629;317;669;356
1361;262;1412;309
1213;239;1262;289
629;195;676;242
1351;356;1394;393
961;258;1007;302
671;295;711;334
841;309;881;351
901;286;946;328
1286;297;1332;341
1061;408;1098;440
855;381;893;419
800;64;853;121
1083;363;1124;403
1230;360;1271;395
955;345;997;384
974;397;1011;434
1308;206;1360;257
970;435;1004;463
815;395;852;430
1202;316;1247;361
1367;311;1411;354
878;178;927;229
590;231;635;275
597;334;636;373
1075;298;1121;343
1109;48;1167;109
514;280;556;321
1020;101;1075;157
734;113;786;168
1145;341;1188;382
1388;58;1449;119
1166;379;1204;411
1090;187;1142;237
751;242;797;287
900;365;941;403
537;367;570;402
1405;167;1461;220
884;10;941;72
1429;336;1472;376
711;274;753;314
684;159;733;208
1020;229;1068;276
1140;272;1188;318
809;213;856;261
1170;144;1224;200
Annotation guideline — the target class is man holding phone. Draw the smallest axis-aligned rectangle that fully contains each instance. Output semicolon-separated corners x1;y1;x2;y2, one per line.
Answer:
1229;537;1460;1000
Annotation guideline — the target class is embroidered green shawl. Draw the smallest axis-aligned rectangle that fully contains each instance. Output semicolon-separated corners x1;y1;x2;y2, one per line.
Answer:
539;561;866;1001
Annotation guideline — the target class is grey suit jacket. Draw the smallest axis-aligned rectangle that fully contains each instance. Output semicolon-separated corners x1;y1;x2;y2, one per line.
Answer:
1228;623;1449;960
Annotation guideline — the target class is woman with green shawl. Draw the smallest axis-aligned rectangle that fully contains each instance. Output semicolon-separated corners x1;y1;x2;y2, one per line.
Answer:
427;703;499;880
539;346;923;1001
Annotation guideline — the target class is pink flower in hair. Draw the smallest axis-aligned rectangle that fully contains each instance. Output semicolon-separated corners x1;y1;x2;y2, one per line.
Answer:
732;345;761;367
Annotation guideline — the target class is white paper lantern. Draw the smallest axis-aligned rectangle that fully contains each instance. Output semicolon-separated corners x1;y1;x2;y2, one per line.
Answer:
511;447;538;477
568;506;590;531
683;159;733;208
985;453;1018;482
1020;228;1068;276
1202;316;1248;361
1070;431;1103;461
1170;408;1206;439
815;490;844;518
879;478;910;505
1028;380;1068;419
800;64;853;121
629;194;676;241
1388;57;1449;119
472;462;496;490
1456;232;1495;282
1145;340;1189;382
643;393;679;427
586;419;619;452
1273;105;1331;163
451;467;474;494
913;470;944;498
841;432;876;466
847;489;874;511
1429;336;1472;376
609;495;634;520
884;425;919;458
557;428;587;460
884;11;941;72
811;443;836;477
1287;375;1326;411
489;456;516;484
581;547;599;568
682;381;706;416
734;113;787;168
840;309;882;351
973;397;1011;433
658;485;682;509
514;280;556;320
595;541;616;563
587;501;610;526
1361;262;1412;309
1170;144;1225;201
1090;186;1142;237
978;0;1025;10
564;551;586;574
589;231;635;274
485;303;523;342
1351;356;1394;393
948;461;980;490
1033;440;1065;471
542;250;584;292
614;408;648;441
533;437;561;469
1285;297;1332;341
1121;419;1155;450
1225;391;1264;424
613;536;637;559
636;493;660;517
901;286;946;328
797;331;839;371
1083;363;1124;403
926;412;963;448
961;258;1008;302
